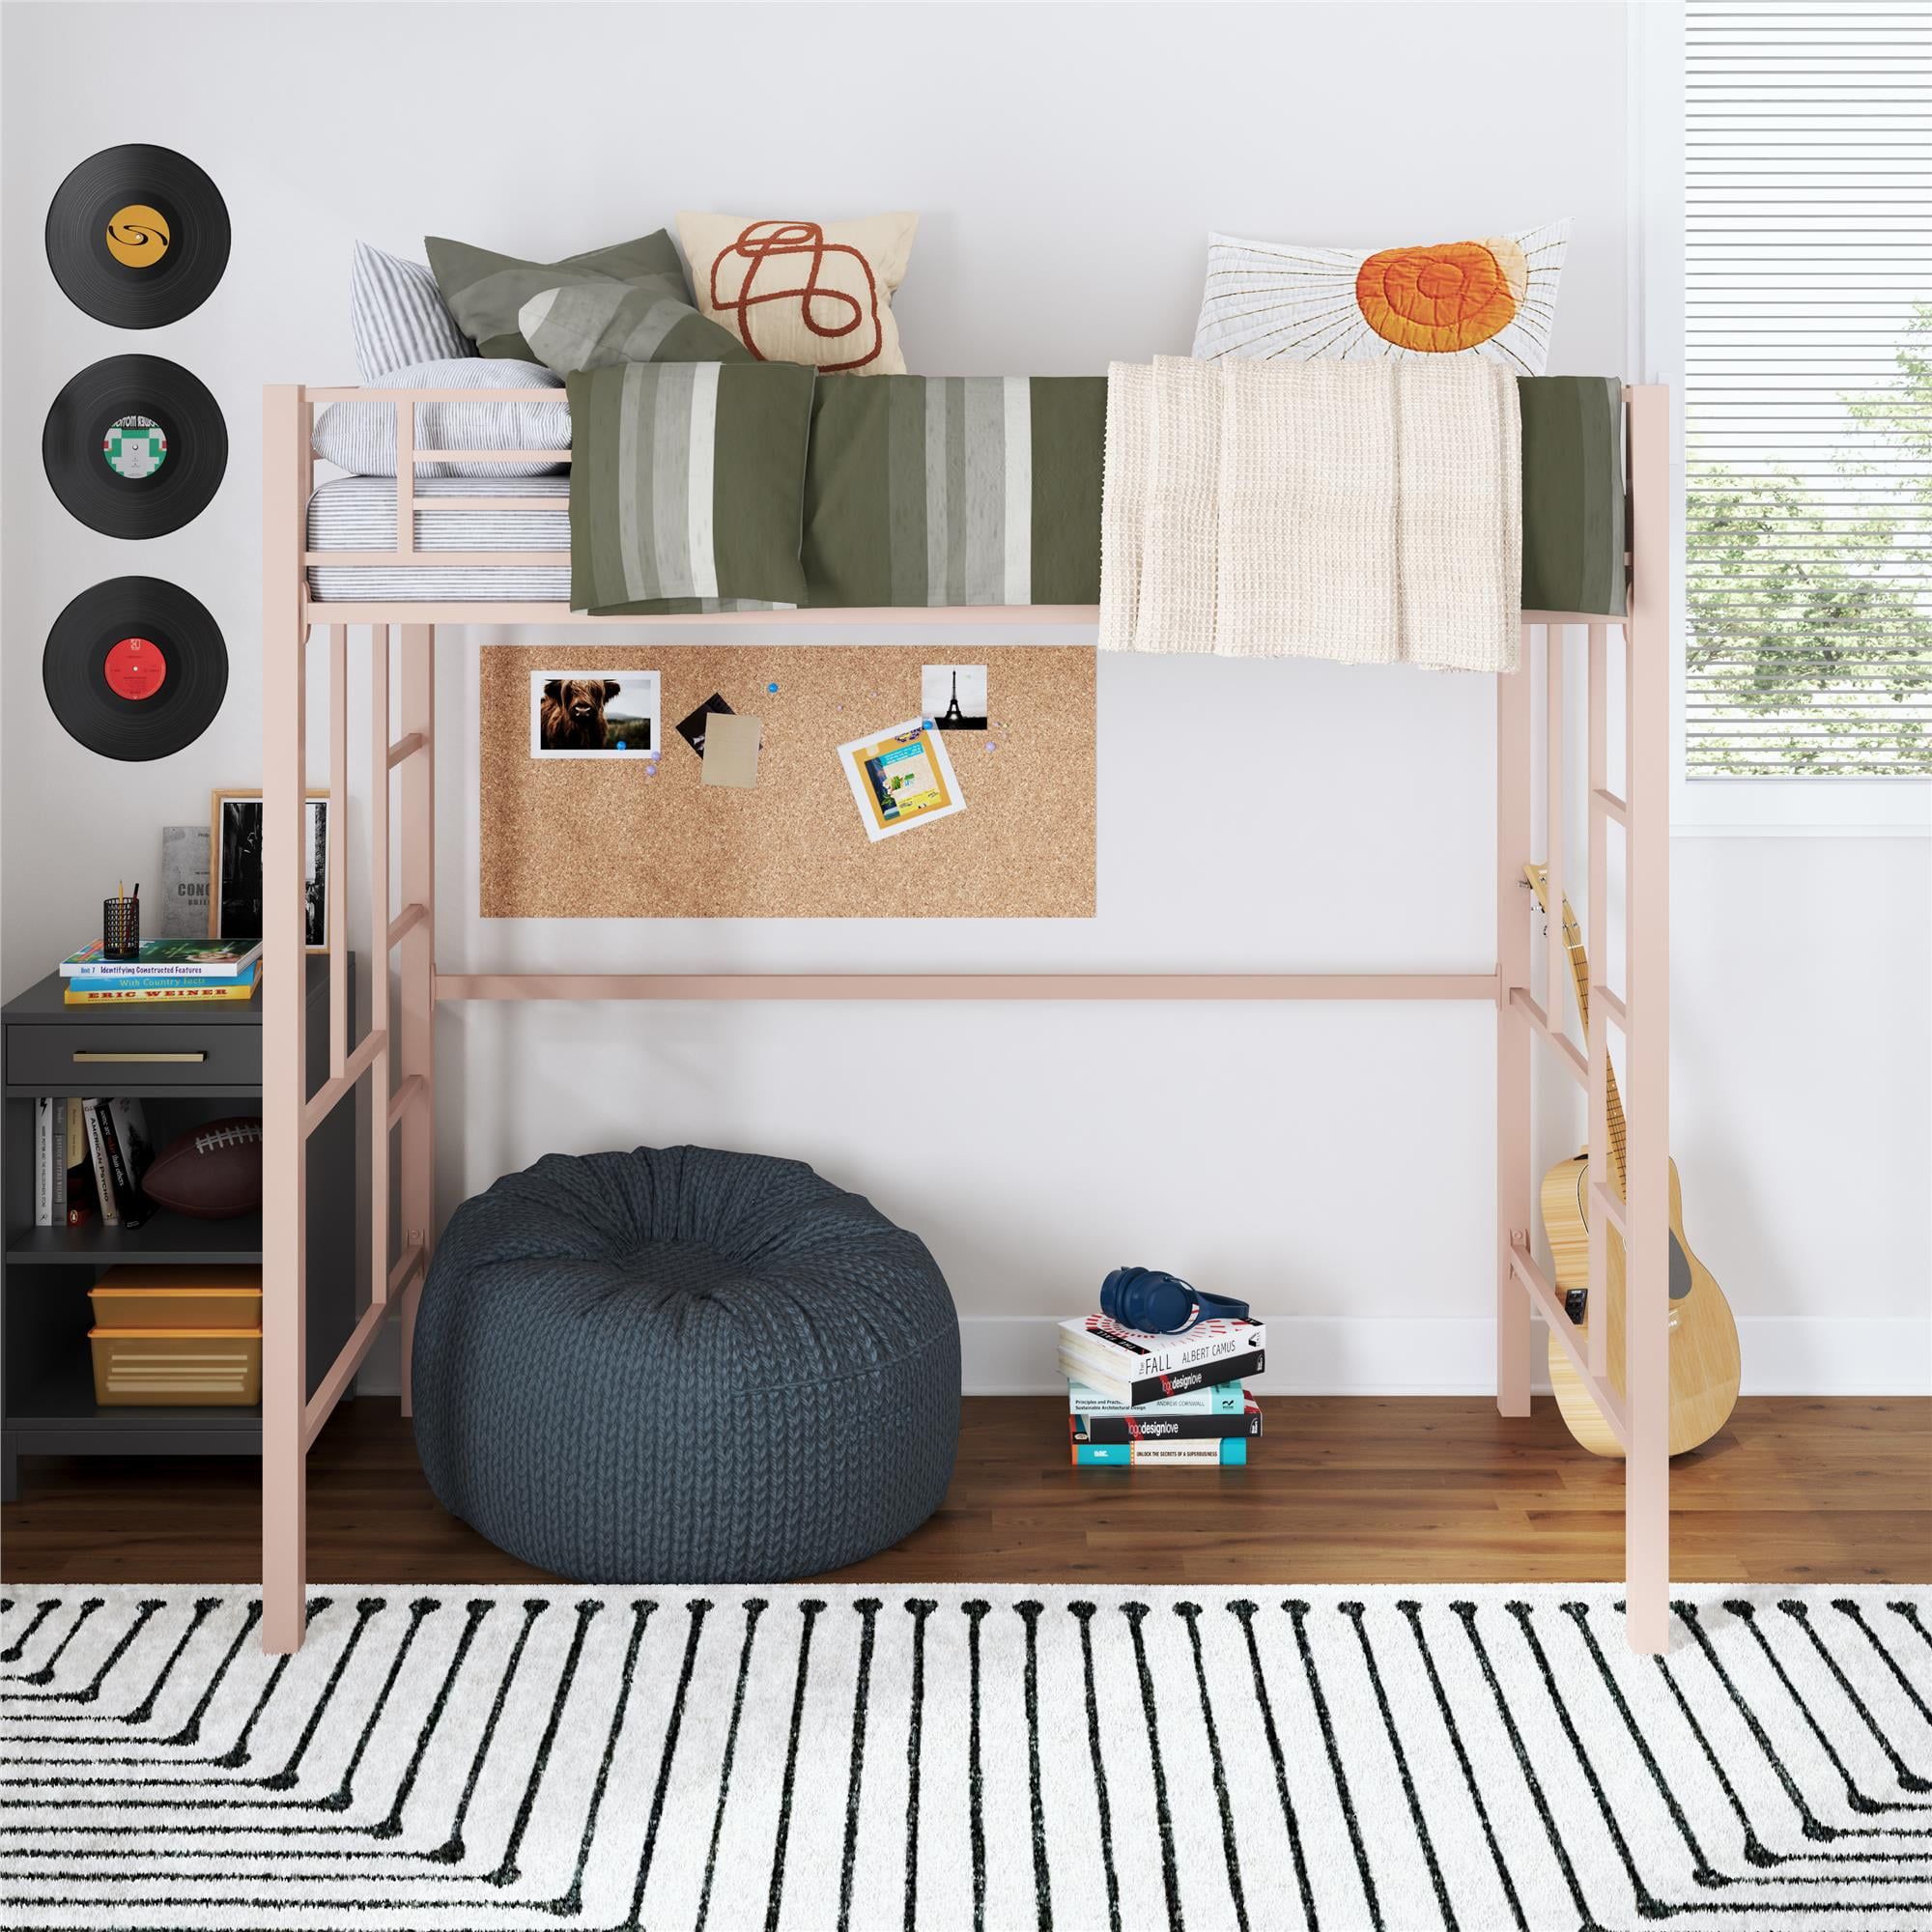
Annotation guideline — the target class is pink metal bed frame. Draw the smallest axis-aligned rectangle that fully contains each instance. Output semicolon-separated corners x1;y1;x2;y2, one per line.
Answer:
260;382;1672;1656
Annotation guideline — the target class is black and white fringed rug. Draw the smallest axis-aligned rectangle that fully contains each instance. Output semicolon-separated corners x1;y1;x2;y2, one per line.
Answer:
3;1584;1929;1931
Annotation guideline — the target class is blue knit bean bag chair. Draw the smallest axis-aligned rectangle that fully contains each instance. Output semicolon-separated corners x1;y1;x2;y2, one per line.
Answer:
411;1145;960;1582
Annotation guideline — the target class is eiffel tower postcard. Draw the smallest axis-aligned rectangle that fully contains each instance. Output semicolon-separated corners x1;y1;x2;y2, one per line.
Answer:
921;663;988;730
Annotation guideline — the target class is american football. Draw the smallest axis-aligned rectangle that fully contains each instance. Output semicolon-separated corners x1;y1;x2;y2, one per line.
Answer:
140;1116;263;1219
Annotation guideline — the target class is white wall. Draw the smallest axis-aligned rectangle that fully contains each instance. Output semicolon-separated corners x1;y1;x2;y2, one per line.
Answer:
2;1;1923;1397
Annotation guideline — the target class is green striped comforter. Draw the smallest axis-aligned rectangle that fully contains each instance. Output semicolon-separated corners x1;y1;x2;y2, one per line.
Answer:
571;372;1625;618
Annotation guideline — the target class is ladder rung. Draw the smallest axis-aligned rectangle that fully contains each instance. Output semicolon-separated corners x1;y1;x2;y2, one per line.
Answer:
387;1238;426;1299
1507;986;1588;1088
1590;1178;1629;1236
1507;1242;1631;1449
300;1029;387;1138
387;902;427;951
385;1073;426;1132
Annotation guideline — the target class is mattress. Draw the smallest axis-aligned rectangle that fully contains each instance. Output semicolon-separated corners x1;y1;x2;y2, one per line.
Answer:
305;475;571;603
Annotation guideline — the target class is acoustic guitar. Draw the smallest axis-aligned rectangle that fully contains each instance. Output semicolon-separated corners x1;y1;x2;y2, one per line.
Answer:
1523;866;1740;1458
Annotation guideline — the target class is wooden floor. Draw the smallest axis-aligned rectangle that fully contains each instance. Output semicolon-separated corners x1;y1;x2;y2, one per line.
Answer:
4;1396;1927;1587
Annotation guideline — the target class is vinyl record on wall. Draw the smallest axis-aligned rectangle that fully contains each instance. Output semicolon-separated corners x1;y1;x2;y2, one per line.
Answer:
44;144;230;328
43;578;227;761
43;355;227;538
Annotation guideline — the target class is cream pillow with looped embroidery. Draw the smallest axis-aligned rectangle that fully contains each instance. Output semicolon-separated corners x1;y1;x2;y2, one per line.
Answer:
677;212;918;375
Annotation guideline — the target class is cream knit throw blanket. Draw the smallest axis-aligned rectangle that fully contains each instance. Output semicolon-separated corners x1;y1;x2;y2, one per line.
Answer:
1099;355;1520;670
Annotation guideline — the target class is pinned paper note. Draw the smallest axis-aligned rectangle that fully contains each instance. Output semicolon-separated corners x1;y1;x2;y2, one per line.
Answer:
701;711;762;789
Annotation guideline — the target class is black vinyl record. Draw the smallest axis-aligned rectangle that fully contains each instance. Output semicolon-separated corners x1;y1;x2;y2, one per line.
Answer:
43;578;227;761
43;355;227;538
45;145;229;328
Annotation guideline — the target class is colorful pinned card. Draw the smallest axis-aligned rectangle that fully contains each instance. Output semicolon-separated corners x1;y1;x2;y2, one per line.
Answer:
838;718;964;841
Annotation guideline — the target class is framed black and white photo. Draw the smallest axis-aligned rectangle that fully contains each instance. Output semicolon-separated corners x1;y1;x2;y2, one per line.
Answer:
922;663;988;730
210;789;330;951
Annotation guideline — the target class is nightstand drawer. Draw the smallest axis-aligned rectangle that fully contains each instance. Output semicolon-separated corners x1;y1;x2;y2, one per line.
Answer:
7;1024;262;1090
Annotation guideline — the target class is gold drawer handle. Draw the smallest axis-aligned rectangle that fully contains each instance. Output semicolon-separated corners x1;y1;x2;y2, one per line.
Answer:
71;1050;208;1064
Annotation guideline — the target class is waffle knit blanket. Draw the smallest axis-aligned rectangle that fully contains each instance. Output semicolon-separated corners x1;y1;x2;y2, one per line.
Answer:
1100;355;1521;669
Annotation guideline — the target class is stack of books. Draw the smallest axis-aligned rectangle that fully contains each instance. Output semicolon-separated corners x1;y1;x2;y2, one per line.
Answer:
60;938;261;1007
1058;1312;1267;1465
34;1095;152;1229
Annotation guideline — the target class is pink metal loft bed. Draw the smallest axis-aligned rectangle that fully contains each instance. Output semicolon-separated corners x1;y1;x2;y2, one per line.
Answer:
259;382;1673;1656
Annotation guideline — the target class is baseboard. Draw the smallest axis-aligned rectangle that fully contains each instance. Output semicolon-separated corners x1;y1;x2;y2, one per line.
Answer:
357;1314;1931;1401
958;1314;1932;1398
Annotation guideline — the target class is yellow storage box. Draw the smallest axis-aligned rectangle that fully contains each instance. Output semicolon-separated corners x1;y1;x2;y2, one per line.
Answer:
89;1327;262;1406
87;1264;262;1331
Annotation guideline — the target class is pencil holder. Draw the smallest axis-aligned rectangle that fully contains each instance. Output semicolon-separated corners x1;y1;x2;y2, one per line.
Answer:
102;895;140;959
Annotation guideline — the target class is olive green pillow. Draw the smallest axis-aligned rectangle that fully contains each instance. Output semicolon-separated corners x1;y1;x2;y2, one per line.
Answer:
424;231;746;366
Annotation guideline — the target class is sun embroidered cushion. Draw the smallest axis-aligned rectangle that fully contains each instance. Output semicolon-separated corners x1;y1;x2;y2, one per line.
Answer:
426;231;745;366
676;212;918;376
1192;219;1569;373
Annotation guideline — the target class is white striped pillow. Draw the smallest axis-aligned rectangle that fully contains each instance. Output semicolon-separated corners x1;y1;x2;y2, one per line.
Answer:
350;242;472;382
311;359;570;479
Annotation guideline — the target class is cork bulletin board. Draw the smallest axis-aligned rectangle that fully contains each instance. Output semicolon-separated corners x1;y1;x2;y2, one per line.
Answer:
479;645;1095;918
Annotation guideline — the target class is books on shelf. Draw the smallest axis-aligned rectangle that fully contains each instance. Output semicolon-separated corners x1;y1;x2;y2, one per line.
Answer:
34;1097;55;1226
59;1097;155;1231
35;1096;99;1227
63;1098;96;1227
1057;1311;1265;1409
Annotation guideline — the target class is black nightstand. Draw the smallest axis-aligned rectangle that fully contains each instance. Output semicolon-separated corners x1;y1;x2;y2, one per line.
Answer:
1;956;360;1498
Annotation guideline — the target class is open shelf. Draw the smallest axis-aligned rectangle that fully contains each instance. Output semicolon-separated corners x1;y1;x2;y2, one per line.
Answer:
6;1211;262;1266
6;1352;262;1454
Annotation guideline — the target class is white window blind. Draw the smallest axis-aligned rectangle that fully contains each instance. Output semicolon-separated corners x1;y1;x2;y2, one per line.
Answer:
1685;0;1931;777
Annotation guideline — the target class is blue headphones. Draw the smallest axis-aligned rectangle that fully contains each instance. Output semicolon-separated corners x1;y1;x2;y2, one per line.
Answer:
1100;1265;1250;1336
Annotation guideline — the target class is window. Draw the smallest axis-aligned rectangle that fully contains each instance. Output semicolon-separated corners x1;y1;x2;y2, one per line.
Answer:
1684;0;1930;781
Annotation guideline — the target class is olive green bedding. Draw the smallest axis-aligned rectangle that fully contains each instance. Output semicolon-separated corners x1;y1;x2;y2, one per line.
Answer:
569;372;1625;619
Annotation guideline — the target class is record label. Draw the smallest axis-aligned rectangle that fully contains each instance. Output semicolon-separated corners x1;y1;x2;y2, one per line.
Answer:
104;204;170;268
104;636;167;700
44;579;225;761
45;357;223;538
46;146;228;327
104;415;167;478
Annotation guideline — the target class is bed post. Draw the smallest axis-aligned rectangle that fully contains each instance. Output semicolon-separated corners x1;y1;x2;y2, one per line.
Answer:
396;623;436;1412
261;386;309;1654
1495;634;1534;1416
1623;384;1672;1654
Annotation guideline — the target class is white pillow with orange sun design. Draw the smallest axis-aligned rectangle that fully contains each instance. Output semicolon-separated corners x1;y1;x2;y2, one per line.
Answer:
1191;218;1569;374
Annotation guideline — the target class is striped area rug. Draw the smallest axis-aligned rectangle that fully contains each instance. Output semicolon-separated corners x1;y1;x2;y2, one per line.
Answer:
1;1583;1927;1930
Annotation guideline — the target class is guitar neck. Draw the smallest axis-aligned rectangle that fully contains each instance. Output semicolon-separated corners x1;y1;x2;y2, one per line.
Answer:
1557;895;1628;1199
